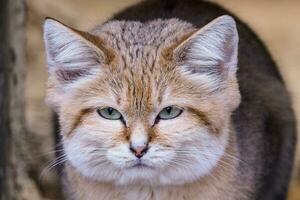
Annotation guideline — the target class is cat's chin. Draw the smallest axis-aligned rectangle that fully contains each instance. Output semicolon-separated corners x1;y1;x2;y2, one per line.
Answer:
71;159;217;187
112;166;207;186
116;166;161;185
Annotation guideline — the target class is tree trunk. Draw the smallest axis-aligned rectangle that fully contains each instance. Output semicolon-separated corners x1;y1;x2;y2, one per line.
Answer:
0;0;10;198
0;0;44;199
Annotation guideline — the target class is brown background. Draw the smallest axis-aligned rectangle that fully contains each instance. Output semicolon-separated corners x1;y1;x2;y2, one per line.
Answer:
26;0;300;199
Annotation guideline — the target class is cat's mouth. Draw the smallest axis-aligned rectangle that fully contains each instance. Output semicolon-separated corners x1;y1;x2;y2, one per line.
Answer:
128;160;154;169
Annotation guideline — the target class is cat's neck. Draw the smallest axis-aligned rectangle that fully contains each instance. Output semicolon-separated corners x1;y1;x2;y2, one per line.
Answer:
64;131;244;200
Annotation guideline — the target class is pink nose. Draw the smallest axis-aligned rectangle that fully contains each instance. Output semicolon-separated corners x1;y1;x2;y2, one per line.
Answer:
130;145;148;158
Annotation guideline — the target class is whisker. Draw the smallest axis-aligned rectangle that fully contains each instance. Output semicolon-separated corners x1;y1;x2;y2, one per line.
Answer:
39;154;67;181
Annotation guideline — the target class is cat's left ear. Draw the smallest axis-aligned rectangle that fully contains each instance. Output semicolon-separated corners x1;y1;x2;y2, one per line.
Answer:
43;18;105;83
174;15;238;91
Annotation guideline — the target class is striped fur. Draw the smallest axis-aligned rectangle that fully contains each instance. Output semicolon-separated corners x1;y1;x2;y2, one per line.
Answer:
43;1;295;197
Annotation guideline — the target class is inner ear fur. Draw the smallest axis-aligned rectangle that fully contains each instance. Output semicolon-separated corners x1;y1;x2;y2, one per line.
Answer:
43;18;114;82
173;15;239;77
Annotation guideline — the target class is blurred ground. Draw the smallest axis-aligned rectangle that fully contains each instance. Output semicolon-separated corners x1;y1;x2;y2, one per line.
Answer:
26;0;300;199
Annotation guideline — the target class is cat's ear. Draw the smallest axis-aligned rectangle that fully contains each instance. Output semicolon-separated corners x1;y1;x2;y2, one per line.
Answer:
174;15;238;91
43;18;105;83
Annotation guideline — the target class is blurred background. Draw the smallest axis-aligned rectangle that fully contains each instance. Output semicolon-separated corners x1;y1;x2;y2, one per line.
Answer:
8;0;300;199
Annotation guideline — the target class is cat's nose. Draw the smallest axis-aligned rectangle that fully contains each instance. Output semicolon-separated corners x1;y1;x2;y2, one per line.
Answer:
130;144;148;158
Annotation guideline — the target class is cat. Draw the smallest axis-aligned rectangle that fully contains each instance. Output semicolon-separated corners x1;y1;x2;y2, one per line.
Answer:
43;0;297;199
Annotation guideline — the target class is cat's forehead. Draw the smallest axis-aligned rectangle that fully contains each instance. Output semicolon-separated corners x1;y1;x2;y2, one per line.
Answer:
92;19;195;49
98;64;174;118
89;19;196;81
86;20;196;116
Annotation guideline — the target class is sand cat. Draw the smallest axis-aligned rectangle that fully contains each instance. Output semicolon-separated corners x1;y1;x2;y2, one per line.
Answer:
43;0;296;199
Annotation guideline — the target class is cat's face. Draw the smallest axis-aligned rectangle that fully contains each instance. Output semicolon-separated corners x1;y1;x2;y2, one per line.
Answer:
44;16;240;186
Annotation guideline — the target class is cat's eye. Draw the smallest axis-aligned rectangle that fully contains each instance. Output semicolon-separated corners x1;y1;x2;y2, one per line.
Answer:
157;106;183;120
97;107;122;120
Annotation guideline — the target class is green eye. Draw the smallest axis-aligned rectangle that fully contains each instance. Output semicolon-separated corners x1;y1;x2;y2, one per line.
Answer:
97;107;122;120
158;106;183;120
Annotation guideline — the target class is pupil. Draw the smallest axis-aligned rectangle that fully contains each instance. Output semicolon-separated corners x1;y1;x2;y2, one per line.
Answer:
108;107;113;115
166;107;172;114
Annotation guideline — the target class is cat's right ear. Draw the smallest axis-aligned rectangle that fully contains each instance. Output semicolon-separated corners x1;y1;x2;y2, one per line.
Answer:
173;15;239;93
43;18;105;84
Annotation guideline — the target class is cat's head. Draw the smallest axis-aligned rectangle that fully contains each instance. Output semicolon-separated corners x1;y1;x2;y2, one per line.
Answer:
43;15;240;186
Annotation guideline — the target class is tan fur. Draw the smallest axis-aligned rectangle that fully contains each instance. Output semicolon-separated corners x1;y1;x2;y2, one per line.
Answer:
44;16;247;200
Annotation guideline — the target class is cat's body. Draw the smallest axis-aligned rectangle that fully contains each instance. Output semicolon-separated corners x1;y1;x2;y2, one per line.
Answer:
43;0;296;200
